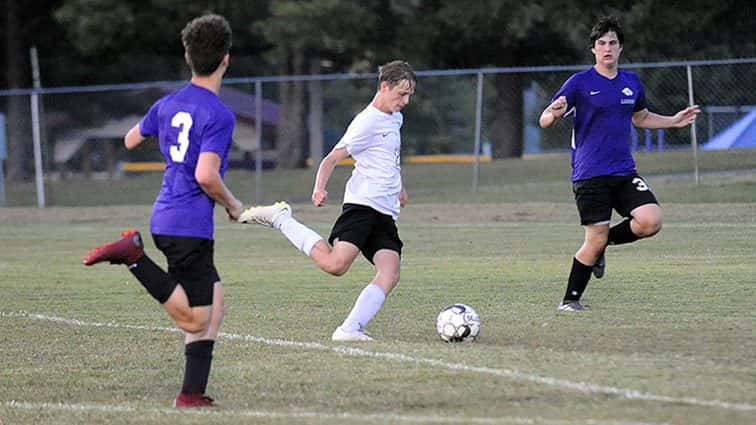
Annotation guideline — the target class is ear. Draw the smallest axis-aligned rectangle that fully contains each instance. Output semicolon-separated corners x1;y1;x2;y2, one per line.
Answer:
222;53;230;67
184;52;191;66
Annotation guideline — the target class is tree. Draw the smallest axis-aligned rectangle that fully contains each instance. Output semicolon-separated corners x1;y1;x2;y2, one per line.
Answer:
53;0;272;84
2;0;70;181
398;0;586;159
256;0;411;168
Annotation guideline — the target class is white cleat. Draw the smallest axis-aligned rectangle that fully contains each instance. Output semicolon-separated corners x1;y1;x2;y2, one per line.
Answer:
331;326;374;342
238;201;291;228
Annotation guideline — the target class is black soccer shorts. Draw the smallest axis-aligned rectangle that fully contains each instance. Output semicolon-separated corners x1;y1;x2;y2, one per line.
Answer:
328;203;403;264
152;234;220;307
572;174;659;225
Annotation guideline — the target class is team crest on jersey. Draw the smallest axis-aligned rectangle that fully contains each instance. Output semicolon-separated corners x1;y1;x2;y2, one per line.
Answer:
622;87;634;96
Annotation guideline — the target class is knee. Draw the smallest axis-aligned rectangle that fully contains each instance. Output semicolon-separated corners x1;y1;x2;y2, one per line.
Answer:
177;315;210;334
325;266;348;277
323;260;351;276
216;305;226;327
636;216;663;237
386;270;400;286
585;234;609;253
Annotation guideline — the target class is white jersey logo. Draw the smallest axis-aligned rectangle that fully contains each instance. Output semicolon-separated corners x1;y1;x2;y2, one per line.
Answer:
622;87;634;96
589;90;601;95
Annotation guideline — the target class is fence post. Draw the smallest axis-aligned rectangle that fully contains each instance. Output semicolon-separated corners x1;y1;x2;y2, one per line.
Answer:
30;46;46;207
254;80;263;203
31;91;45;208
686;64;700;185
0;113;5;206
472;71;483;192
308;58;324;168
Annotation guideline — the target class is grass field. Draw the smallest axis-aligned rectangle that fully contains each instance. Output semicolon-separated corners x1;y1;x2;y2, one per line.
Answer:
1;152;755;424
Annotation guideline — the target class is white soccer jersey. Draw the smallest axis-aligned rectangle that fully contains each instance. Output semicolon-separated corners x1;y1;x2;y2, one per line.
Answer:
335;103;403;220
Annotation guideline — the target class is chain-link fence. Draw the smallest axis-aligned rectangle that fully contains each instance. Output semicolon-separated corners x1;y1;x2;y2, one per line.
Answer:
1;58;755;207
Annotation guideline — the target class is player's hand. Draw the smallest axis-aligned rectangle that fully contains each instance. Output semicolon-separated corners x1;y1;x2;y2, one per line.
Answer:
548;96;568;118
312;189;328;207
226;198;244;221
399;189;408;208
672;105;701;127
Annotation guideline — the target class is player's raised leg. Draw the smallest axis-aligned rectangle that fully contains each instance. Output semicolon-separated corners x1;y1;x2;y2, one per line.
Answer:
84;229;144;266
84;229;177;308
84;230;210;334
239;201;292;228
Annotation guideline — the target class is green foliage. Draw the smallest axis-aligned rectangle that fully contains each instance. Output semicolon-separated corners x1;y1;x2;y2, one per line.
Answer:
55;1;138;56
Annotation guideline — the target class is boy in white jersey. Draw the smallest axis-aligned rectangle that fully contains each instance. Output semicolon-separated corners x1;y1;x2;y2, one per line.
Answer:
241;60;416;341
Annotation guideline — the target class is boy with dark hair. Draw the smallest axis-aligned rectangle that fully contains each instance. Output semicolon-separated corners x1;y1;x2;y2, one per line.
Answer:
241;60;416;341
539;16;700;312
83;13;242;407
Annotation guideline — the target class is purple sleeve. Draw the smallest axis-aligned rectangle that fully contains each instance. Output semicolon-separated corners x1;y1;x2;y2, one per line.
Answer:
200;110;234;155
553;74;579;111
634;80;647;112
139;100;161;136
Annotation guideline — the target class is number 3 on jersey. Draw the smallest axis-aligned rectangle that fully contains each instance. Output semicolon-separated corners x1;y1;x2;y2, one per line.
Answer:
170;112;193;163
632;177;650;192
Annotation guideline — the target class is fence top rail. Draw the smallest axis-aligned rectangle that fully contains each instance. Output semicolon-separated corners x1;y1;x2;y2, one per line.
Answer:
2;57;755;96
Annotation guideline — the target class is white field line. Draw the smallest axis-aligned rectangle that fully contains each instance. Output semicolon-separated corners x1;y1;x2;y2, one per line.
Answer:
2;401;668;425
2;310;755;413
406;222;756;228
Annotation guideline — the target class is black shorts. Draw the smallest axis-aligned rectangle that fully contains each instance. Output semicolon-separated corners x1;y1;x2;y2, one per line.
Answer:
572;174;659;225
328;203;403;264
152;234;219;307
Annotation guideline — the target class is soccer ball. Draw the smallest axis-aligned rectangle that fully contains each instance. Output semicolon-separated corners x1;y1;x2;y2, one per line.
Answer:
436;303;480;342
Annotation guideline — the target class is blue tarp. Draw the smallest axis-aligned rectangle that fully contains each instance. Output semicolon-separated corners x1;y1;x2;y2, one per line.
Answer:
701;109;756;150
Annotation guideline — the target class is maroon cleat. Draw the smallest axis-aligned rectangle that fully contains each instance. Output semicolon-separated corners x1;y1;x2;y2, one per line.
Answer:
83;229;144;266
173;393;218;408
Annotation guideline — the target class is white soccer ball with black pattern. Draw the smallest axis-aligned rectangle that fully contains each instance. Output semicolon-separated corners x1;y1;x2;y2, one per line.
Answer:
436;303;480;342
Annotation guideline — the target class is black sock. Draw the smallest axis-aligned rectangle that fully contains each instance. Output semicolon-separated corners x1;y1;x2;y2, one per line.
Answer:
181;340;215;395
128;255;176;304
608;218;640;245
563;257;593;302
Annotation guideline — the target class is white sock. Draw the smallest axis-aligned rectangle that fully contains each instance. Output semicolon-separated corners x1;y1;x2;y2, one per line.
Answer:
341;283;386;332
276;215;323;256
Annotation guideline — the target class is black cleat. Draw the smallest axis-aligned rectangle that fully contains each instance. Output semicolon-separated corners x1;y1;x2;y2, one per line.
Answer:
593;251;605;279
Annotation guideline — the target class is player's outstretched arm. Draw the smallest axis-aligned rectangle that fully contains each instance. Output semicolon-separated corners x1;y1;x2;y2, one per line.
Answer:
196;151;243;220
312;147;348;207
670;105;702;128
632;105;700;129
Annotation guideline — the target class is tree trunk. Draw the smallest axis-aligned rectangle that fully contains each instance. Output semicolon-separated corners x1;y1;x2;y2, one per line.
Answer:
5;0;32;181
490;73;524;159
307;57;323;167
276;48;307;169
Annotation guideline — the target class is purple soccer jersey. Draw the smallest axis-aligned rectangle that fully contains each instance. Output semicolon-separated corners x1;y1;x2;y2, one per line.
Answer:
139;83;235;239
553;67;647;181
